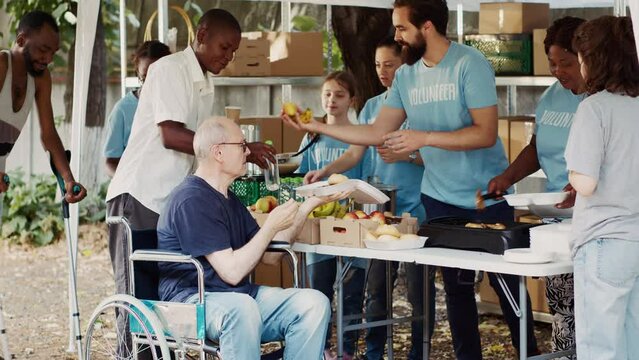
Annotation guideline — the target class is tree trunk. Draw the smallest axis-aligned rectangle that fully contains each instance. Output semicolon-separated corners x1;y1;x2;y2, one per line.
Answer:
63;6;108;190
332;6;393;112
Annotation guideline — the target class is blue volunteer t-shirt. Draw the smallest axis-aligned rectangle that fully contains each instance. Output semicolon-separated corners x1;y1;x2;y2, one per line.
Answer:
535;81;585;192
103;91;138;158
296;133;363;181
385;41;509;209
157;175;260;302
360;92;426;224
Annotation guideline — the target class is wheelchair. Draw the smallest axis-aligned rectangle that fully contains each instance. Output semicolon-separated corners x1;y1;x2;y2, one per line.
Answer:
84;216;299;360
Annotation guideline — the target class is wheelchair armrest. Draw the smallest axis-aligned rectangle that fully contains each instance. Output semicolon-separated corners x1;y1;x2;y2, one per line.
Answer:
267;241;291;251
131;249;195;263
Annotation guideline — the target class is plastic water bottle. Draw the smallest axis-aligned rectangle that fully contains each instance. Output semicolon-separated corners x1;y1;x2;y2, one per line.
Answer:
263;140;280;191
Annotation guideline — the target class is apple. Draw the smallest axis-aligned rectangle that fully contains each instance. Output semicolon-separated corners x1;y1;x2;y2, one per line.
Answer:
282;102;298;116
369;211;386;225
343;212;358;220
328;173;349;185
254;196;278;213
354;210;369;219
375;224;402;238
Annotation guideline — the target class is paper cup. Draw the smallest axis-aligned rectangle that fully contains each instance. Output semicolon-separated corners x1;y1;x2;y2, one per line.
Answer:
225;106;242;123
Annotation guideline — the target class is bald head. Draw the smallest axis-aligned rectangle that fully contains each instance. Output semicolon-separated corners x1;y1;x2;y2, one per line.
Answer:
193;117;239;161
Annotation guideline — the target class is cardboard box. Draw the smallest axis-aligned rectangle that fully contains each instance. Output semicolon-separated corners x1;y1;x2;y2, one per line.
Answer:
320;217;379;248
479;275;550;313
238;117;284;153
282;125;308;154
266;32;324;76
387;212;419;235
533;29;552;76
499;116;535;163
219;55;270;77
237;32;270;57
479;2;549;34
297;218;321;244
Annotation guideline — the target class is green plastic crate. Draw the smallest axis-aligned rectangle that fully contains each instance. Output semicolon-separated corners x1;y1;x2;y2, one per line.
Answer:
230;175;304;207
464;34;532;75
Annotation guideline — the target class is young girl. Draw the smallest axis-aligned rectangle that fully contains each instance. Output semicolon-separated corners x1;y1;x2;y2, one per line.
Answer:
295;71;366;360
304;37;429;360
566;16;639;360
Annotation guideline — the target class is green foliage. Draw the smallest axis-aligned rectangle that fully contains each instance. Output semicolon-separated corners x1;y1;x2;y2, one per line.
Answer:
291;15;344;72
1;169;63;246
0;0;139;72
1;170;109;246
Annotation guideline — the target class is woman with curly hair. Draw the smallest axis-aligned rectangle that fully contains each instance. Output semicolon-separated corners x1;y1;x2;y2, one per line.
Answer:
565;15;639;360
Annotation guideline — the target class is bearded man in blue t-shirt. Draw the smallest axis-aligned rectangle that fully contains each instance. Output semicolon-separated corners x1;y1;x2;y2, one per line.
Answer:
281;0;540;358
157;117;347;359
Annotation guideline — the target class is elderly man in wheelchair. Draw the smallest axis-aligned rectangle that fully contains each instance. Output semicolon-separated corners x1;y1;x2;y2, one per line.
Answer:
160;116;353;359
88;117;348;359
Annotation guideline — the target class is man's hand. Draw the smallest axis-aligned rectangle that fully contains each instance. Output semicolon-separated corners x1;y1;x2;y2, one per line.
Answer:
0;172;9;193
280;107;320;133
376;145;409;164
246;142;276;169
304;170;325;184
64;181;87;203
263;199;299;234
382;129;425;154
556;183;576;209
486;174;513;197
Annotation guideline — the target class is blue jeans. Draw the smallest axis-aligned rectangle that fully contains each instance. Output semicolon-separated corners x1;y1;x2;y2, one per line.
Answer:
422;194;539;360
364;260;435;360
574;238;639;360
189;286;331;360
307;258;366;355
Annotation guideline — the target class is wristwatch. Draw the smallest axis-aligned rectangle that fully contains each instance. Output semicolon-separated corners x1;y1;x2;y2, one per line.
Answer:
408;151;418;163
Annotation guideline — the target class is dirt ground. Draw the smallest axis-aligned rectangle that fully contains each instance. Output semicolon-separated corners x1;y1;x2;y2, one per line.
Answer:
0;224;552;359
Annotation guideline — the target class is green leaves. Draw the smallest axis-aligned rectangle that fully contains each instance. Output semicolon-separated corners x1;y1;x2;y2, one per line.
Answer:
1;170;109;246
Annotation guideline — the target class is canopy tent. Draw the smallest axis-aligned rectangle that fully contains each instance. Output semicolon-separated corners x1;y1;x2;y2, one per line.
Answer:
66;0;635;349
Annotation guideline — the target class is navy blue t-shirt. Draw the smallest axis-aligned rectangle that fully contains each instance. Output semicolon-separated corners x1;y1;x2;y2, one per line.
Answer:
157;175;260;302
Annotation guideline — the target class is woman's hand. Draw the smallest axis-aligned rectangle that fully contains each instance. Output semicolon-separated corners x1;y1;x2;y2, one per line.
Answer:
382;129;425;154
555;183;576;209
280;106;321;133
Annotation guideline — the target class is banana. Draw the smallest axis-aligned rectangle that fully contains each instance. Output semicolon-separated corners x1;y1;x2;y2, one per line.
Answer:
312;201;337;217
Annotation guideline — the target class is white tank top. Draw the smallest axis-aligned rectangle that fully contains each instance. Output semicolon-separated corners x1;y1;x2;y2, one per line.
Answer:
0;49;35;171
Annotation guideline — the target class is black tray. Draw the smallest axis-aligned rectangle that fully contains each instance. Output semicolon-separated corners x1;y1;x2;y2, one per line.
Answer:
418;217;540;255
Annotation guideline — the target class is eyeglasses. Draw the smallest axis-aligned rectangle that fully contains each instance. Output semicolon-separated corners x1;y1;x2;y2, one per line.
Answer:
216;140;248;152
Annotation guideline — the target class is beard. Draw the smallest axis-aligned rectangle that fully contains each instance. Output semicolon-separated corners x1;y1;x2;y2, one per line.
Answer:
23;46;46;77
399;35;427;66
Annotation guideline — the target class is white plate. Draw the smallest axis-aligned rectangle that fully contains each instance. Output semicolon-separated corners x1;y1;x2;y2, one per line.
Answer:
364;236;427;250
503;192;569;207
295;179;390;204
527;204;573;219
503;248;554;264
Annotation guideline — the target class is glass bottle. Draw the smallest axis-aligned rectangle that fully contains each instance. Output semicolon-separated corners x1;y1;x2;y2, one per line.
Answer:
263;140;280;191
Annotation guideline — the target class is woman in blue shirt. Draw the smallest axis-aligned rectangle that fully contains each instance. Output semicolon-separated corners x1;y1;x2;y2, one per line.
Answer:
295;71;365;360
487;17;587;356
304;37;428;360
103;40;171;176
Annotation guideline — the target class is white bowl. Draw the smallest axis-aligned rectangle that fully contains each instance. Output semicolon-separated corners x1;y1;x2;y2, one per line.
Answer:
364;236;427;250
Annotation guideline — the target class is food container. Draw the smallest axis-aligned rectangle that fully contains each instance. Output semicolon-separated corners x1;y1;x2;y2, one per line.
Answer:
276;152;302;175
356;183;397;215
295;179;390;205
503;192;569;207
364;236;427;250
419;217;540;255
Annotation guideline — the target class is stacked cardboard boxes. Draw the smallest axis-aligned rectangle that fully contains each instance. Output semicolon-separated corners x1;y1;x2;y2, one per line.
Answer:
220;31;324;77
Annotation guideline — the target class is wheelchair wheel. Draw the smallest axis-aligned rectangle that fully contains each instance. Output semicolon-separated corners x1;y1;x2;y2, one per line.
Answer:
84;294;171;360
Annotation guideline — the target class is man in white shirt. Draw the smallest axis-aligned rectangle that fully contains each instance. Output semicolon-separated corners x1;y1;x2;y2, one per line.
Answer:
105;9;274;354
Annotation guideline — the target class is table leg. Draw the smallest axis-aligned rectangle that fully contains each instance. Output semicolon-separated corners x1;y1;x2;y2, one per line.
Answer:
337;256;344;359
423;264;430;359
519;276;527;360
300;253;307;288
386;261;394;360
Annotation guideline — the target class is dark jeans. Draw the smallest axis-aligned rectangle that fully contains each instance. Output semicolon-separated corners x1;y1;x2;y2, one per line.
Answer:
422;194;539;360
308;258;366;355
364;260;435;360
